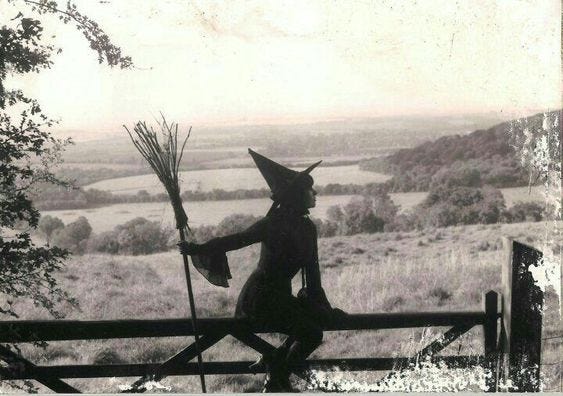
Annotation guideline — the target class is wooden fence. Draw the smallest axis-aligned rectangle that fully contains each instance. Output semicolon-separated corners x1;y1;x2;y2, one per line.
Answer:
0;238;544;393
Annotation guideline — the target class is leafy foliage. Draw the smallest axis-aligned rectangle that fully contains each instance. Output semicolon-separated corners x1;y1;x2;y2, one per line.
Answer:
6;0;132;68
1;0;131;320
0;96;74;318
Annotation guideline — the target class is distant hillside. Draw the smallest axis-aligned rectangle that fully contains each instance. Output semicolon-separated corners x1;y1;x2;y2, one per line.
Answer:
61;113;506;166
361;110;561;192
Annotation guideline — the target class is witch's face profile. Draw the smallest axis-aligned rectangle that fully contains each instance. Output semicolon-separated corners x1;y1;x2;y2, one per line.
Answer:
303;187;317;209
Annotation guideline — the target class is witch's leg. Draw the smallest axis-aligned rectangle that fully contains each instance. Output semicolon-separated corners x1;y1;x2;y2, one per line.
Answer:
275;309;324;391
256;293;323;392
284;323;323;373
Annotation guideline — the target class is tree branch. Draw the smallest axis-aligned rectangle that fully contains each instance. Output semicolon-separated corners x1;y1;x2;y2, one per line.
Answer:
22;0;95;32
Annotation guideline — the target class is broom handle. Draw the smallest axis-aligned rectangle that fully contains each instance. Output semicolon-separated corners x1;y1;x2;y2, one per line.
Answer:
178;227;207;393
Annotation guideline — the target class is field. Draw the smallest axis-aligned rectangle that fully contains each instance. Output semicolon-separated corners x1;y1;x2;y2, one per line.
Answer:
84;166;391;194
3;221;561;393
40;195;356;232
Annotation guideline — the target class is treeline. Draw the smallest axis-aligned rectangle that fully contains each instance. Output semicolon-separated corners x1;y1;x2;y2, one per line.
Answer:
39;185;547;256
55;166;150;186
252;115;495;158
259;130;453;158
34;182;389;211
38;213;264;256
311;185;547;237
361;110;559;192
372;157;528;192
38;215;174;255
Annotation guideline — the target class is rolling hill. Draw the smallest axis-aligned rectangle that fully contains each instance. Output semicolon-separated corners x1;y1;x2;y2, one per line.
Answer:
361;110;561;192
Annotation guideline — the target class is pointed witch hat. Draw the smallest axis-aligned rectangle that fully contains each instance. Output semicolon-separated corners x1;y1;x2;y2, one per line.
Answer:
248;148;321;215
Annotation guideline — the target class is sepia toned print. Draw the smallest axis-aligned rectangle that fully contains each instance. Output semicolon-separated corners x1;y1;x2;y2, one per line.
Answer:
0;0;560;393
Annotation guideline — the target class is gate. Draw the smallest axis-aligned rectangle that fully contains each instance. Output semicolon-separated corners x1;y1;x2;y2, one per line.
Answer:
0;239;544;392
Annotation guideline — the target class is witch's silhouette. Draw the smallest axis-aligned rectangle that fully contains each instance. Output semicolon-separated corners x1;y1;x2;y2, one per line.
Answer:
179;149;345;392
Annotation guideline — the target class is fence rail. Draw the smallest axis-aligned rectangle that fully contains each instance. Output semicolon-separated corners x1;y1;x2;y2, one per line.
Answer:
0;311;492;343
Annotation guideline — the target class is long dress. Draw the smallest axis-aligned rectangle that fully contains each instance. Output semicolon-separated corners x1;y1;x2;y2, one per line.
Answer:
191;206;332;355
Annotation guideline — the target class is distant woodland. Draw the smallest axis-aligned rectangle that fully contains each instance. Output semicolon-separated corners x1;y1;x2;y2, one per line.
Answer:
361;110;560;192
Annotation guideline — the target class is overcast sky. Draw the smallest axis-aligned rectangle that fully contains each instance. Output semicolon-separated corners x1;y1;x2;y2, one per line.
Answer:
4;0;561;139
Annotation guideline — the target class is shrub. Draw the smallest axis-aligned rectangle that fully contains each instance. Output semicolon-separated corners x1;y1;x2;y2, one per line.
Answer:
326;204;344;225
87;231;120;254
327;192;399;236
87;217;174;255
385;213;418;232
38;215;65;245
214;214;261;236
114;217;174;255
52;216;92;254
430;165;482;189
504;201;545;223
341;197;385;235
411;186;506;228
185;214;264;245
312;218;338;238
191;225;217;242
371;192;399;225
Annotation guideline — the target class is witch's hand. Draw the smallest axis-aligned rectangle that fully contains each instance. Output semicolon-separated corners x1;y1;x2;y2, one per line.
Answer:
177;241;200;256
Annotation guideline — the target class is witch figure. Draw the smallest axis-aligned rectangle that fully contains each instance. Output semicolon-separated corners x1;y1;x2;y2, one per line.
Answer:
178;149;345;392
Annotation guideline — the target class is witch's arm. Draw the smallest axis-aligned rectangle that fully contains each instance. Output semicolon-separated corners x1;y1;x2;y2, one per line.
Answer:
306;264;333;311
303;224;349;321
182;218;268;255
305;223;332;310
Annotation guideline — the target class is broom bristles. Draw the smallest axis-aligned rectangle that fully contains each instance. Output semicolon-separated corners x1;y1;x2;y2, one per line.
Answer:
123;115;191;230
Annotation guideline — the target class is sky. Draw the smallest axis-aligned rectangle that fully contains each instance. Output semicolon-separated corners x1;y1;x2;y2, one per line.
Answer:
4;0;561;139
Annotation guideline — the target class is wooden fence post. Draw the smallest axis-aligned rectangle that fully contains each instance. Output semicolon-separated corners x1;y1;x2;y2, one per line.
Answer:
483;290;499;392
501;238;543;392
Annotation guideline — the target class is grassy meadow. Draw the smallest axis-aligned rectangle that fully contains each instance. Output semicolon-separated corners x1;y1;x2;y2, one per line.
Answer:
3;221;561;393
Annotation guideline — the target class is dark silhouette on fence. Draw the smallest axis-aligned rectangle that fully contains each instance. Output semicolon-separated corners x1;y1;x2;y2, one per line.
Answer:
0;239;544;393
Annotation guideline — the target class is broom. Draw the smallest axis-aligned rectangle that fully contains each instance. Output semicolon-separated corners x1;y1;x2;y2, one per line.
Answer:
124;115;206;393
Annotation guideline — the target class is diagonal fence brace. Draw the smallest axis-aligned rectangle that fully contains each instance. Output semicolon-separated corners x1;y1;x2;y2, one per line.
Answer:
373;324;474;386
229;330;277;357
0;344;80;393
230;330;310;381
416;324;474;359
121;332;226;393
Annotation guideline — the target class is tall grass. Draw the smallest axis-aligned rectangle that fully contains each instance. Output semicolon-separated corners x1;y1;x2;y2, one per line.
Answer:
2;221;561;393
